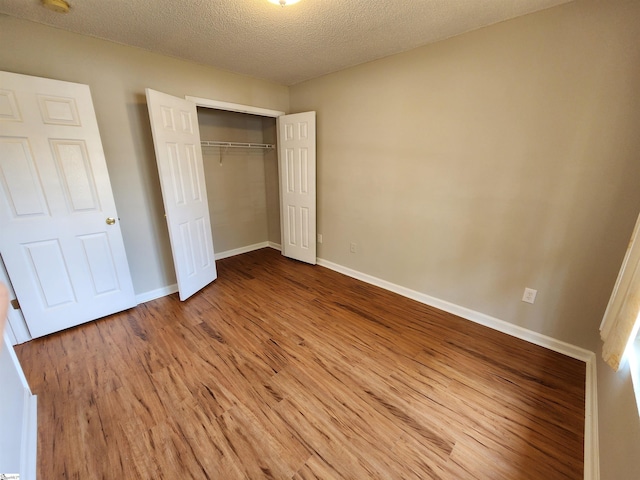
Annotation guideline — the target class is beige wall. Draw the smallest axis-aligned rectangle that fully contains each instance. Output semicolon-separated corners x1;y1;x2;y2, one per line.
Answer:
290;0;640;352
0;15;289;294
263;118;282;245
290;1;640;478
197;109;278;253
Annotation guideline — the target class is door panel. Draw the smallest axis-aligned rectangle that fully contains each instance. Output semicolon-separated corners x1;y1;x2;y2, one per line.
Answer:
0;138;48;216
0;71;136;338
145;89;217;301
278;111;316;264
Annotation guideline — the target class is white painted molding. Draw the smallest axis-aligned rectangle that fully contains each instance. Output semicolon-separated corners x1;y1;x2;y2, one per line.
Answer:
4;333;37;479
0;259;32;345
7;310;31;345
628;340;640;417
215;242;270;260
135;283;178;305
5;333;31;393
5;320;18;346
185;96;285;118
134;250;600;479
21;391;37;480
136;242;280;304
316;257;599;480
584;352;600;480
317;258;593;361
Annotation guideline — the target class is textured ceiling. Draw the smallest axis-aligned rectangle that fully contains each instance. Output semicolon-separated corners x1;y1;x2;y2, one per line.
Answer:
0;0;573;85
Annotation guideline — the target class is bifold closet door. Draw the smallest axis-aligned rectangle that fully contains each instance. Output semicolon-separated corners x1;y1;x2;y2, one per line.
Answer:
145;89;217;301
278;111;317;265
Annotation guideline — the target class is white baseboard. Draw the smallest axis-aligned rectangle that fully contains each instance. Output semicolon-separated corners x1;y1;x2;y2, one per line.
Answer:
132;251;599;479
135;283;178;304
316;257;599;480
268;242;282;251
135;242;281;305
584;352;600;480
21;391;37;480
215;241;271;260
317;258;593;361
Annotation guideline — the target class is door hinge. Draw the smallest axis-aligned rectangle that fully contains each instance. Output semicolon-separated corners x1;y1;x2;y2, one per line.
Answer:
10;299;20;310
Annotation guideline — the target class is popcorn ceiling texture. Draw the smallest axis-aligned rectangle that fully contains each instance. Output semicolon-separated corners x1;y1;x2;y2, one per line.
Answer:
0;0;572;85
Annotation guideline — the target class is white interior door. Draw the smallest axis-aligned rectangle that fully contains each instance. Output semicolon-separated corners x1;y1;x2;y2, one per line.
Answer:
278;111;317;264
145;89;217;301
0;71;136;338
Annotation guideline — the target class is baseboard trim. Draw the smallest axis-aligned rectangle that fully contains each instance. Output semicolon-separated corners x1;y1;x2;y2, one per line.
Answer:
268;242;282;251
135;284;178;304
316;257;599;480
132;250;599;479
21;391;37;480
317;258;592;361
215;242;271;260
135;243;281;305
584;352;600;480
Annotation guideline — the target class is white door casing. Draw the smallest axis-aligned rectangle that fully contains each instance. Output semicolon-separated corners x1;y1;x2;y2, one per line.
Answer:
278;112;317;264
0;71;136;338
145;89;217;301
0;257;30;344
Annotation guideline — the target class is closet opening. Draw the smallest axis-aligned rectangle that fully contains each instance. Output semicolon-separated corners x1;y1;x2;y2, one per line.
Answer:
146;89;316;300
196;108;281;259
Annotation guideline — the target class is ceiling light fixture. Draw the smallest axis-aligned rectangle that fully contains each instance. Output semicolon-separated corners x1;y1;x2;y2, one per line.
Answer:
41;0;70;14
268;0;301;6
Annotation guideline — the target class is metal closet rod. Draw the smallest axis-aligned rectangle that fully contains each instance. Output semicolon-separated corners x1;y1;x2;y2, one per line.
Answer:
201;140;275;149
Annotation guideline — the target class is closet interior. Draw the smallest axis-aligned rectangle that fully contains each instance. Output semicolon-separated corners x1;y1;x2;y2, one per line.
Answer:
196;108;281;256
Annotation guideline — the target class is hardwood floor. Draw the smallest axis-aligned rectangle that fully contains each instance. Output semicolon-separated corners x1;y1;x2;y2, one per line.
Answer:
15;248;585;479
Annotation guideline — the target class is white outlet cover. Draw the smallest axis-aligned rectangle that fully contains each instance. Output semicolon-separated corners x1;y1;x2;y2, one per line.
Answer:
522;288;537;304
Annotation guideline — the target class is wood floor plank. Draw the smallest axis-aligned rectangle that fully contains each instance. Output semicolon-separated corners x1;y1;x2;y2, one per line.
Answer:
15;247;585;479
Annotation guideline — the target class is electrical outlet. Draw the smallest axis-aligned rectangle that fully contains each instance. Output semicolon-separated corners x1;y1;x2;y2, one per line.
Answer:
522;288;537;304
350;242;357;253
317;234;323;244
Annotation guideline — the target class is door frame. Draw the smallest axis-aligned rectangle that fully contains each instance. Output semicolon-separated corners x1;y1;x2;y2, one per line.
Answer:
185;95;288;251
185;96;285;118
0;255;31;344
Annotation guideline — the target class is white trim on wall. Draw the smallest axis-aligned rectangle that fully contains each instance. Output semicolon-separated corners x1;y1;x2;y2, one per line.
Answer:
21;389;37;480
2;333;37;480
185;96;285;118
135;284;178;305
315;256;600;480
134;244;600;479
1;256;32;345
268;242;282;251
317;258;594;361
584;353;600;480
215;242;271;260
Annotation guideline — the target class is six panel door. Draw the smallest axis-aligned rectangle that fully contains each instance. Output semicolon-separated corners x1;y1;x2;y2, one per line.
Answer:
278;111;317;265
145;88;217;301
0;71;136;338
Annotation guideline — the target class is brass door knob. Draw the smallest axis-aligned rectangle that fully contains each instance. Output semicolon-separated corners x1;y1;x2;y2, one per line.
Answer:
106;217;116;225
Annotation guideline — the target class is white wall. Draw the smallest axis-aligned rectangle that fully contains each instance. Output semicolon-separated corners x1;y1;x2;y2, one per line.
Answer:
0;334;36;479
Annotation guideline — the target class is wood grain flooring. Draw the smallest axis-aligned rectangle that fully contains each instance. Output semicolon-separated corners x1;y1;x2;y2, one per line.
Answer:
15;248;585;479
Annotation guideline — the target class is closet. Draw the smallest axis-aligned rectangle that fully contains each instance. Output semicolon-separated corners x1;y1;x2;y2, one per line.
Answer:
146;90;316;301
196;108;281;256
